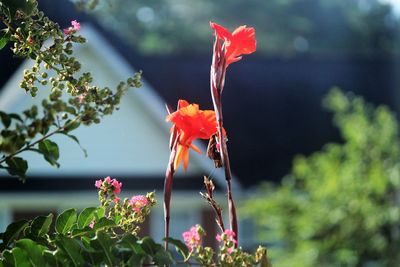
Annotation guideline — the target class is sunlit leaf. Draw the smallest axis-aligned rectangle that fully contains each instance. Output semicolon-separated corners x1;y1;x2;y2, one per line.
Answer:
38;139;59;167
55;209;76;234
5;157;28;179
77;207;96;229
55;236;85;267
91;231;117;266
15;239;46;267
1;220;28;247
30;214;53;238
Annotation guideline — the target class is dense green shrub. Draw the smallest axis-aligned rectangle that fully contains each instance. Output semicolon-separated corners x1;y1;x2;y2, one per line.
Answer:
243;89;400;267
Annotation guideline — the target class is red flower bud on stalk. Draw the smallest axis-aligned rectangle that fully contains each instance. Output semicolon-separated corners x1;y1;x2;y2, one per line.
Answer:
209;22;256;247
210;22;256;66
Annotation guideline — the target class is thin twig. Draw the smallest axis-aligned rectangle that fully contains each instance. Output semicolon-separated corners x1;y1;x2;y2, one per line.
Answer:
201;176;225;232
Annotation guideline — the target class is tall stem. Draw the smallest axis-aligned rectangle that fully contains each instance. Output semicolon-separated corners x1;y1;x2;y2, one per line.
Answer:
163;151;175;250
210;38;239;246
163;108;178;250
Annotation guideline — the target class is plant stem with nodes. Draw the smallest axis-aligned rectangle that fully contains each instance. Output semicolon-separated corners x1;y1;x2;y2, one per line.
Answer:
210;36;238;247
201;176;225;232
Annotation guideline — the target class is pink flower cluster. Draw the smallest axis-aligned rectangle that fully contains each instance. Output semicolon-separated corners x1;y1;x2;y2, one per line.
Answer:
89;219;96;229
63;20;81;35
216;229;237;254
95;176;122;195
182;225;202;252
129;195;148;212
77;93;86;104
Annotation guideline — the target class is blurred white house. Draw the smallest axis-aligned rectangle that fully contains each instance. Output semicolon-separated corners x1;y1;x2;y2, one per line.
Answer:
0;25;246;247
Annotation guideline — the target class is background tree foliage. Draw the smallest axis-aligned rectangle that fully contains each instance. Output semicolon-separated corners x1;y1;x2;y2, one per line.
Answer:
81;0;400;56
242;89;400;267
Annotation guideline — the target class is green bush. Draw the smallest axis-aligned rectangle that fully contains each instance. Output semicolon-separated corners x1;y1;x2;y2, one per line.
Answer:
242;89;400;267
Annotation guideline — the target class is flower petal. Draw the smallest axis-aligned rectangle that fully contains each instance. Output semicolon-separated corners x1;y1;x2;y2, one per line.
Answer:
210;22;232;41
167;100;218;171
211;22;256;66
190;143;202;154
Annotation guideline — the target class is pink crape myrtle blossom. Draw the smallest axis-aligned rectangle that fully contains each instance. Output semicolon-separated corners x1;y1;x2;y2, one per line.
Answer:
63;20;81;35
95;176;122;195
77;93;86;104
113;196;120;203
216;229;237;254
129;195;148;212
216;229;237;243
104;176;112;184
89;219;95;229
111;179;122;194
95;179;102;189
71;20;81;30
182;225;202;252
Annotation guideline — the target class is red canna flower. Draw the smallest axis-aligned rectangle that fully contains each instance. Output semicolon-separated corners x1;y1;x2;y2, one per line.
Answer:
166;100;218;170
210;22;256;66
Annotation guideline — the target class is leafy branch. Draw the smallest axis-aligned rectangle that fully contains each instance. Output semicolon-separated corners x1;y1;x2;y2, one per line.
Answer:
0;0;142;180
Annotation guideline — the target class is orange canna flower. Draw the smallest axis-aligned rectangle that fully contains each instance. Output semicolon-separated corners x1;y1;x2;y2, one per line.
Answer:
210;22;256;66
166;100;218;171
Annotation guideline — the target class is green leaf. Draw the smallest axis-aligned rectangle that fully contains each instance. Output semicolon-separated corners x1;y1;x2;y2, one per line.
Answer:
77;207;96;229
113;247;133;264
95;207;105;219
91;231;117;266
164;237;189;260
43;250;59;267
1;250;14;266
80;236;105;265
1;220;28;247
9;113;23;123
5;157;28;179
70;227;93;238
127;253;146;267
113;214;122;224
1;0;36;18
38;139;59;167
0;30;10;50
65;106;77;115
30;213;53;237
15;239;46;267
55;236;85;267
55;209;77;234
3;248;30;267
0;111;11;128
138;236;158;256
153;248;174;267
63;120;80;133
81;249;103;266
119;234;144;255
92;217;115;230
